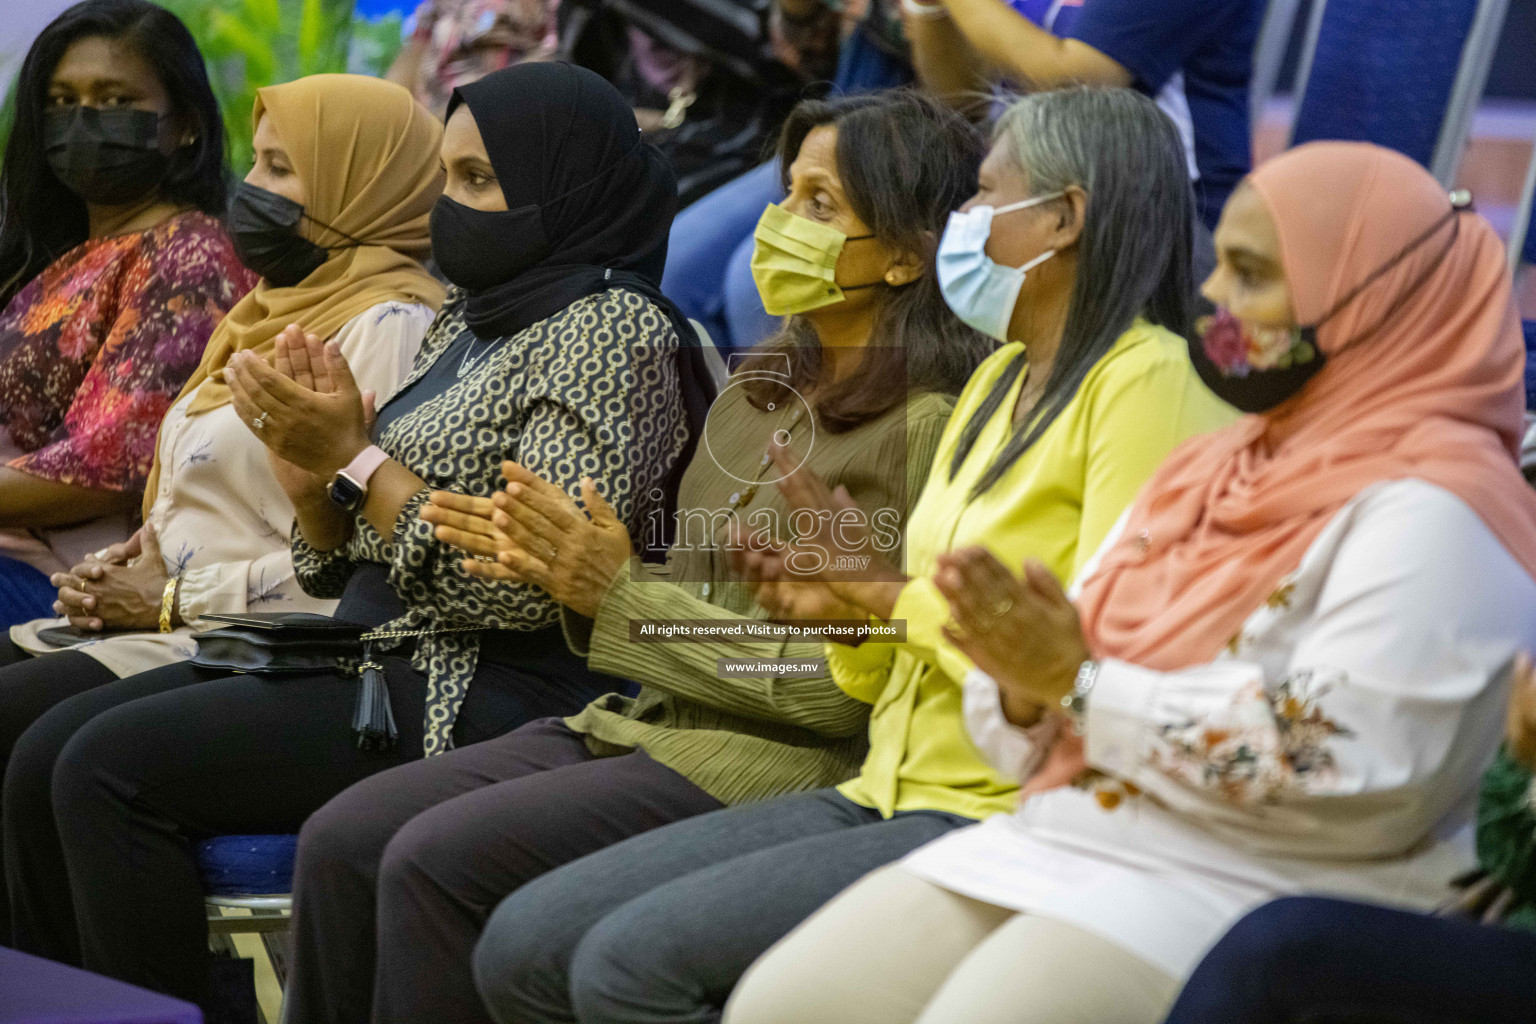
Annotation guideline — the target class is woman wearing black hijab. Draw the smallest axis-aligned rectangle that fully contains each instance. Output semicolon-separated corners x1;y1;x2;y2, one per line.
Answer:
4;62;709;1014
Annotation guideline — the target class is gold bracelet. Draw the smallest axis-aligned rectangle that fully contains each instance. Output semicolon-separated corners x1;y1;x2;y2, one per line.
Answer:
159;576;179;634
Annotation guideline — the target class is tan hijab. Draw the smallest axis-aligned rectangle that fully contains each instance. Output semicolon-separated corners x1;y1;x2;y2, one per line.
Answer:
1075;142;1536;672
143;74;445;514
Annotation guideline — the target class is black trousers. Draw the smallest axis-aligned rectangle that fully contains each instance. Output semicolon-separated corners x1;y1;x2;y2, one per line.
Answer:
1163;896;1536;1023
285;717;724;1024
0;640;120;951
0;627;620;1011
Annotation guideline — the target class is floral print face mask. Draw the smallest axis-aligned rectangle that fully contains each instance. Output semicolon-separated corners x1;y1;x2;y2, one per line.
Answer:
1189;309;1325;413
1188;193;1472;415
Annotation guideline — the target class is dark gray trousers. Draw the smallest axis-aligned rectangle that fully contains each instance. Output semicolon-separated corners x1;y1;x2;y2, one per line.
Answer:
472;788;974;1024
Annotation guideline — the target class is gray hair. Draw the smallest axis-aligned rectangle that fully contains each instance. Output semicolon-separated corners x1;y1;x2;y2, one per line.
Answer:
950;86;1197;494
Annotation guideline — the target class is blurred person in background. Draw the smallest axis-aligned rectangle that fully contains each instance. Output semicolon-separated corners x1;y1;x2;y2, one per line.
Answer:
904;0;1260;232
387;0;557;119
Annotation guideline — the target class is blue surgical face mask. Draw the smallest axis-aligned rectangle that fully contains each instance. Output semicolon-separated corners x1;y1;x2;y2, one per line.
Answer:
937;192;1064;342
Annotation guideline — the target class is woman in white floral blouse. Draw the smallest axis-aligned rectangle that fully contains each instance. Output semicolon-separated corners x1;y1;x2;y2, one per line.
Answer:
722;144;1536;1024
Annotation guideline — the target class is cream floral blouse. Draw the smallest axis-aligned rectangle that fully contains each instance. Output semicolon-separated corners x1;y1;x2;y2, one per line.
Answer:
9;302;432;677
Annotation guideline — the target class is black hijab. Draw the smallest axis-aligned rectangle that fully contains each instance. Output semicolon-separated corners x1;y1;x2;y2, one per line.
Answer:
446;62;716;556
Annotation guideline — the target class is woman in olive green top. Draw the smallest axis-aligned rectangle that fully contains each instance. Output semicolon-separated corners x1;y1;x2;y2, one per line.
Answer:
279;90;993;1024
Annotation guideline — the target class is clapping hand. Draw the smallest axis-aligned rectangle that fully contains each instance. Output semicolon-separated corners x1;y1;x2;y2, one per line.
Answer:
226;325;377;485
423;462;634;619
731;440;906;625
934;547;1089;723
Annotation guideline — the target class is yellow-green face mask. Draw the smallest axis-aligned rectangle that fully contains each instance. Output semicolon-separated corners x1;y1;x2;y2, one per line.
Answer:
749;202;879;316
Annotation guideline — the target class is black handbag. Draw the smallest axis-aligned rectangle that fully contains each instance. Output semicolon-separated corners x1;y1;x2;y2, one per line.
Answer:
191;612;481;752
191;612;369;675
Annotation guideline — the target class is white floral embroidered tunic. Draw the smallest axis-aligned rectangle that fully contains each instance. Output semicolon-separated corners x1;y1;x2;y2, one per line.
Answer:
900;478;1536;980
7;302;431;677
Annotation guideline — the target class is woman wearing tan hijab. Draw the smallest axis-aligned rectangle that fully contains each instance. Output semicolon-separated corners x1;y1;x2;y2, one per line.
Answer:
720;142;1536;1024
0;74;442;977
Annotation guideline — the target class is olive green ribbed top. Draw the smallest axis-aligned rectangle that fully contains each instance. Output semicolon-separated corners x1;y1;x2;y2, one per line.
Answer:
562;382;956;805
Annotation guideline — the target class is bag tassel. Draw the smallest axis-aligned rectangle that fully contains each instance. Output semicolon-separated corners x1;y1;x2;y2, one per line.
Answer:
352;641;398;751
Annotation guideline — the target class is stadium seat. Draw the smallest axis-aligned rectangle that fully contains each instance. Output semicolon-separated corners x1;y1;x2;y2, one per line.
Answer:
1289;0;1511;185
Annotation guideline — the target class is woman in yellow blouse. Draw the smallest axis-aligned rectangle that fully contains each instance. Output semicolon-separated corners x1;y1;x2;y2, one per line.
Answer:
469;86;1233;1024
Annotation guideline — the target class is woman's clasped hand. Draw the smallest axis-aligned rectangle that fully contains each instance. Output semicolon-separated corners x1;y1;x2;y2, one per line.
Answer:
49;524;172;632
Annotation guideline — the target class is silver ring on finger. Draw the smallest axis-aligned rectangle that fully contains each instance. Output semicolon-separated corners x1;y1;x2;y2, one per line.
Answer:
250;412;268;430
474;554;497;564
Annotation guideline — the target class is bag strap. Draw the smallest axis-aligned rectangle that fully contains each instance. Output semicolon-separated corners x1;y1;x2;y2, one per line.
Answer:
359;624;484;644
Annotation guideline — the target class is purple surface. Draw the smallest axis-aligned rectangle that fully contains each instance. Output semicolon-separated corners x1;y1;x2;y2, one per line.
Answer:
0;949;202;1024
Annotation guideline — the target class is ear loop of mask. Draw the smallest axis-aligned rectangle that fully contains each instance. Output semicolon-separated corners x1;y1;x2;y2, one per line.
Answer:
832;233;888;293
300;209;367;252
991;191;1067;218
1304;196;1470;349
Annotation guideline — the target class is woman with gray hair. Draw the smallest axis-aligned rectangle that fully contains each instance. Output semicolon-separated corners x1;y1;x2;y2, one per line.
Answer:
468;85;1232;1024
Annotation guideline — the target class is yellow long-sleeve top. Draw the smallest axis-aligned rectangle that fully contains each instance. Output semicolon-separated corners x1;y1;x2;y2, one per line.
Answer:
830;321;1235;819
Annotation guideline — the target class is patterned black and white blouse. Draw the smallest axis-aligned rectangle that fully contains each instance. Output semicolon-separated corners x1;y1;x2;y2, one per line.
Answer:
293;285;689;756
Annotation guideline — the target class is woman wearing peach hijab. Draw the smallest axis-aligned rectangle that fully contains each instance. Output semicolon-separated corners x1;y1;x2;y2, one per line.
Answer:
721;141;1536;1024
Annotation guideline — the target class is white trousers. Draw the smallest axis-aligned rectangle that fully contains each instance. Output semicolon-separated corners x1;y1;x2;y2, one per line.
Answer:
723;865;1180;1024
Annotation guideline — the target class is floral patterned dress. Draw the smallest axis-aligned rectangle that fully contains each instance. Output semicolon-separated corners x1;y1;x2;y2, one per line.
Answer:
0;210;255;581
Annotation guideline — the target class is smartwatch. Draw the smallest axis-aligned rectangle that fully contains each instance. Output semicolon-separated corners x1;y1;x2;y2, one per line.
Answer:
328;445;389;513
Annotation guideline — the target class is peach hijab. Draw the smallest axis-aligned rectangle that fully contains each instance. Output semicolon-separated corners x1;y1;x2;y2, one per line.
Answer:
1075;142;1536;672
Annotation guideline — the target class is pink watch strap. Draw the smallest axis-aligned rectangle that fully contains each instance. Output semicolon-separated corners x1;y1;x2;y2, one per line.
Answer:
339;445;390;489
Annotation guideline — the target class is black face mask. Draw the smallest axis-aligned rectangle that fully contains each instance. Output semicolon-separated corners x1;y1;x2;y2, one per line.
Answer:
1192;196;1471;414
428;195;549;292
228;181;361;288
44;105;169;206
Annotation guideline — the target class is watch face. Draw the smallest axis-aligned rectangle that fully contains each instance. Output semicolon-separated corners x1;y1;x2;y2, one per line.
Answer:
328;474;365;512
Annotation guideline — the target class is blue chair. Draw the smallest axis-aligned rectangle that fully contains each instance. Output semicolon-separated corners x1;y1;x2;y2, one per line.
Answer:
351;0;414;17
1524;320;1536;413
199;835;296;1022
1249;0;1305;128
1289;0;1511;185
1511;132;1535;273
